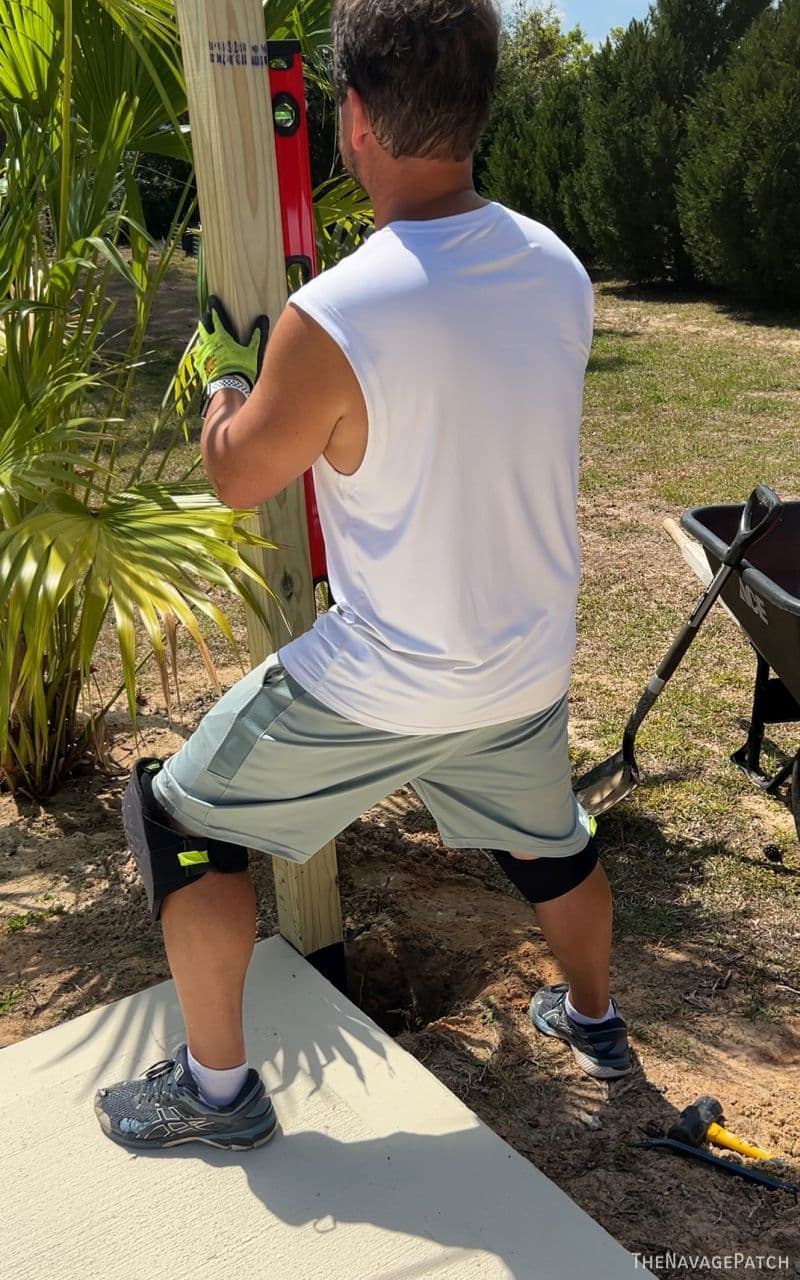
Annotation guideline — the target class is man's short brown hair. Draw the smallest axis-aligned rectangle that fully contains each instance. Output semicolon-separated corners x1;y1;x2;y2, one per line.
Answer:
332;0;500;162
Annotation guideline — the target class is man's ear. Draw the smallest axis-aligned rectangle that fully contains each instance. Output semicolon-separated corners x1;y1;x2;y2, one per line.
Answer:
347;86;371;152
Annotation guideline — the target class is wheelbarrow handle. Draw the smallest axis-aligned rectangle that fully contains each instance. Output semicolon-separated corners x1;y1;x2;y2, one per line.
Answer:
579;485;785;815
725;485;783;566
622;486;784;741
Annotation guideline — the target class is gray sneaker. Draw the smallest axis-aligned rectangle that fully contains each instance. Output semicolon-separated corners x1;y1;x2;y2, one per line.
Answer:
530;983;633;1079
95;1044;278;1150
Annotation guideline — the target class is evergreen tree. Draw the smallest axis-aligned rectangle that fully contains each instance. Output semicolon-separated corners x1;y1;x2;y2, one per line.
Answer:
526;71;593;258
579;0;769;282
479;1;592;250
679;0;800;301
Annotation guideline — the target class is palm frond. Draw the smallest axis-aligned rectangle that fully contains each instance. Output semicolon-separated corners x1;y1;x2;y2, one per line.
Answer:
266;0;333;57
94;0;186;152
0;0;59;118
0;485;275;744
314;172;373;267
73;3;187;158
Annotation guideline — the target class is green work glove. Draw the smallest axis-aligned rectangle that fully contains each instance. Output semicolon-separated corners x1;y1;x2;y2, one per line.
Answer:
194;295;269;391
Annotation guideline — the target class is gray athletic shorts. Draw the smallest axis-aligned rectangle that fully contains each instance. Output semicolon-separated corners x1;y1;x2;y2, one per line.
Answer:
152;656;592;864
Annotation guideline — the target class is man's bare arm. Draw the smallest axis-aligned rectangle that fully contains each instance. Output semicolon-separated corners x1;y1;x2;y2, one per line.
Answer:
201;304;361;509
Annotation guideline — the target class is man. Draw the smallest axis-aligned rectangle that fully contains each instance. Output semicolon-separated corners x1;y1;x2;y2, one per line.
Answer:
95;0;632;1152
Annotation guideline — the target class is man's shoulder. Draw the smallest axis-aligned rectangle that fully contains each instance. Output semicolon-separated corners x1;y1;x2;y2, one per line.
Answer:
497;205;589;276
292;232;386;311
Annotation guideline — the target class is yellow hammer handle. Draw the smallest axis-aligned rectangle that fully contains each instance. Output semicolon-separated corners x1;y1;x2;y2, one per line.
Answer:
707;1122;774;1161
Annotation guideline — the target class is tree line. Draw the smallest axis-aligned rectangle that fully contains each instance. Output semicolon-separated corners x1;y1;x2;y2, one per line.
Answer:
480;0;800;302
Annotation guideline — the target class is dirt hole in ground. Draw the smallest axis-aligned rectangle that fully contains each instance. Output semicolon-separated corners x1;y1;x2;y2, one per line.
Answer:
341;850;546;1038
345;925;487;1036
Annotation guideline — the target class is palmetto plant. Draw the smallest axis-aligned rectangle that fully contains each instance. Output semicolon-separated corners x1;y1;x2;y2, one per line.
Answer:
0;0;371;798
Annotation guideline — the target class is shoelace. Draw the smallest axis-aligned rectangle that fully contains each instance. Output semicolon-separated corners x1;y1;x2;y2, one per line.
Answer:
140;1058;181;1105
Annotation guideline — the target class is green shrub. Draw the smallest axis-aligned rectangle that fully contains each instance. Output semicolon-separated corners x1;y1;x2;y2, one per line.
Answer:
579;0;770;282
527;72;594;261
481;1;592;256
678;0;800;301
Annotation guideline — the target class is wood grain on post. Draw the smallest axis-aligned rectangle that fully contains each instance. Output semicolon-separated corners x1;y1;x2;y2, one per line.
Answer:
174;0;342;962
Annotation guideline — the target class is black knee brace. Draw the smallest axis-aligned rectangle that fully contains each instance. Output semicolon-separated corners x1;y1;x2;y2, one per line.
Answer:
490;838;599;905
122;759;249;922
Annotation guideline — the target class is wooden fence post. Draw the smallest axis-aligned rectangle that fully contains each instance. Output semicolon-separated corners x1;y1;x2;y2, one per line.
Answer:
174;0;344;984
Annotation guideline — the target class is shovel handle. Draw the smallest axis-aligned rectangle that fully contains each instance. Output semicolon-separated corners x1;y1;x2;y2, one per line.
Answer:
725;485;783;566
623;487;783;746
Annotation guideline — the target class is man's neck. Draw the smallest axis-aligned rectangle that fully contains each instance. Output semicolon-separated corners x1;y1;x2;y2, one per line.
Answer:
370;159;486;229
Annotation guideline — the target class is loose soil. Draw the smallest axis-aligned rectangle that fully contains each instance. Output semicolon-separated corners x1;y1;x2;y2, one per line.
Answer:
2;273;799;1278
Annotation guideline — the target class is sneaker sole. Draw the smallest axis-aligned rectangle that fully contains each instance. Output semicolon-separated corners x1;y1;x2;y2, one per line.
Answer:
531;1010;633;1080
98;1110;279;1152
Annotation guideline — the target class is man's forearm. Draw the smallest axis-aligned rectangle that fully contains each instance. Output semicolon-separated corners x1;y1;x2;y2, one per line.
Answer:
201;388;248;504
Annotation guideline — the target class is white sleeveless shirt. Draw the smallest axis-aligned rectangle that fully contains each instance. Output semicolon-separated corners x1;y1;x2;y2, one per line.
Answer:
279;203;594;735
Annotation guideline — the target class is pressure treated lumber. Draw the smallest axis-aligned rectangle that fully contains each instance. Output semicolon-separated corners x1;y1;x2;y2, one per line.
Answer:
663;518;740;628
174;0;341;958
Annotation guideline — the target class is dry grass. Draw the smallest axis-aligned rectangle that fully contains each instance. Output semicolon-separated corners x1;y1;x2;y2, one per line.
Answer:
575;281;800;1010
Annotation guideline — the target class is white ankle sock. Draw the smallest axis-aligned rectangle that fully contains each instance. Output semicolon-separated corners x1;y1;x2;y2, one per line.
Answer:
187;1048;249;1108
565;993;614;1026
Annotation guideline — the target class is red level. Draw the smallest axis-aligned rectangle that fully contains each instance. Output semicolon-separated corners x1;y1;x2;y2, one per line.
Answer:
268;41;328;587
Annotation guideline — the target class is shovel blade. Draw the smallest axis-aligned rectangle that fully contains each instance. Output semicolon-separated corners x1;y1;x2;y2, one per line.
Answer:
574;750;640;817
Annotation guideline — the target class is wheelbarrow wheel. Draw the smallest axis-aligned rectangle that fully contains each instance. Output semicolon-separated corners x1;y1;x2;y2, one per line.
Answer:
792;755;800;843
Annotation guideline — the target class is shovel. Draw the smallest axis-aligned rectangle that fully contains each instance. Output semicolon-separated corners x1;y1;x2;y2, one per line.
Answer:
575;485;784;817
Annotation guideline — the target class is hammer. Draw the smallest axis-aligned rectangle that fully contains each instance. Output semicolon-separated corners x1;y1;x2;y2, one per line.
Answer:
668;1095;774;1161
632;1141;797;1194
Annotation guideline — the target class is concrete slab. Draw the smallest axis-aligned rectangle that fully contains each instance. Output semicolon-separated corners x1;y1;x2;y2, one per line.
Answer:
1;936;647;1280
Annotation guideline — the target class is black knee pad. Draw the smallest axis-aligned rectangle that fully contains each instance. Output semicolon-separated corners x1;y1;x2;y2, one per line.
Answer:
490;838;599;905
122;759;249;922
